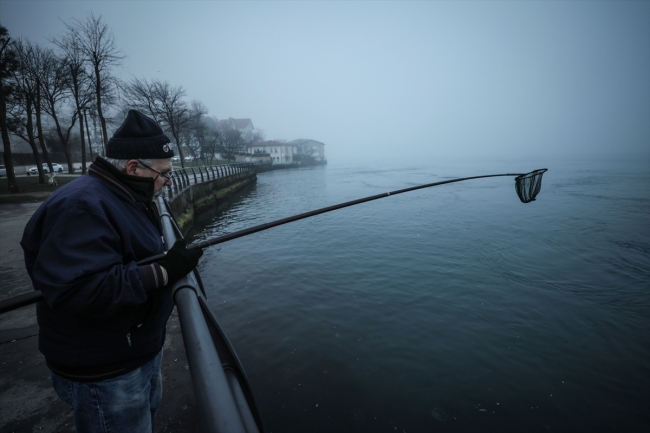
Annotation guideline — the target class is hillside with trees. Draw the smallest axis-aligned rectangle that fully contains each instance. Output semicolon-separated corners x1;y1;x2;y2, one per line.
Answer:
0;15;266;193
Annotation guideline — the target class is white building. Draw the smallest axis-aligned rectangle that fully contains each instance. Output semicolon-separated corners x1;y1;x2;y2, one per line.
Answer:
286;139;326;162
247;139;326;165
248;140;295;164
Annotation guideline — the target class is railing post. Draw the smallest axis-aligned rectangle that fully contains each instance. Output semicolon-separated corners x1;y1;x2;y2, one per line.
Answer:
181;169;188;189
166;182;174;199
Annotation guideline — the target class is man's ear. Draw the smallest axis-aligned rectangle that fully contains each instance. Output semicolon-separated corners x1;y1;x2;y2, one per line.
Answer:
125;159;139;176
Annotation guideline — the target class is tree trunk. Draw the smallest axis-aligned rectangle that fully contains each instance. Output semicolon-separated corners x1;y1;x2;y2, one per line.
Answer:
84;109;94;166
91;112;105;156
63;142;72;173
34;81;52;173
94;63;109;147
171;127;185;169
25;96;44;184
0;83;19;193
71;70;87;173
79;112;86;174
50;109;74;174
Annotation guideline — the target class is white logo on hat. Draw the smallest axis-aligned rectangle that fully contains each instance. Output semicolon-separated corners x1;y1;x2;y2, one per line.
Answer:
163;144;170;153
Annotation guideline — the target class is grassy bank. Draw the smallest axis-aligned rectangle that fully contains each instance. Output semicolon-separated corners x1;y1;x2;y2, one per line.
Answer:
0;176;79;204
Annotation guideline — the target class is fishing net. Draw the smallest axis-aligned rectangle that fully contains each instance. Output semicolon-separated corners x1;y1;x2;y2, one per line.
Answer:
515;169;548;203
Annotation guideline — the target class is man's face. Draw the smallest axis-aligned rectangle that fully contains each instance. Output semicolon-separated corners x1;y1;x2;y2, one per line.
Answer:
129;159;173;199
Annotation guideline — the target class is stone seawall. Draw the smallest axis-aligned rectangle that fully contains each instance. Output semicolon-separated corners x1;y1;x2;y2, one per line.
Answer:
168;169;256;234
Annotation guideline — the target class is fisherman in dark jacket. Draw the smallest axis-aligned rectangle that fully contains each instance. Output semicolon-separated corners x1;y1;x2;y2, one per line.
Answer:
21;110;202;433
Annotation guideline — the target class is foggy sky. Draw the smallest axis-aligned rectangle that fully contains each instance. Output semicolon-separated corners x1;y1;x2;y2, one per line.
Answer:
2;0;648;163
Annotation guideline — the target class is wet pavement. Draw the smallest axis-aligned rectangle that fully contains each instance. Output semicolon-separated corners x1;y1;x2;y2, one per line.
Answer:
0;202;198;432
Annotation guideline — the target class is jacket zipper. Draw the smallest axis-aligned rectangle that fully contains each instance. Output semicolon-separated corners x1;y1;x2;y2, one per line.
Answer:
126;332;132;347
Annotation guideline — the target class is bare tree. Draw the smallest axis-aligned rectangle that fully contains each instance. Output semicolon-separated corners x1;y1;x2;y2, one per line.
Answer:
53;30;95;173
242;128;265;148
201;123;221;166
64;13;124;148
218;125;244;162
39;49;82;173
123;78;204;168
31;47;51;173
0;24;19;193
183;100;209;162
152;81;195;167
8;39;52;183
215;120;265;162
179;124;196;161
120;77;157;119
184;114;222;165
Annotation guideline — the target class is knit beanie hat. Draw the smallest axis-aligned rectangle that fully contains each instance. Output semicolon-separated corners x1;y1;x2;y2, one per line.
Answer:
106;110;174;159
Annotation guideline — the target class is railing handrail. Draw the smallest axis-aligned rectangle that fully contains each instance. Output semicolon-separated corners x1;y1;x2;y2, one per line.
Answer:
164;161;268;200
158;196;264;433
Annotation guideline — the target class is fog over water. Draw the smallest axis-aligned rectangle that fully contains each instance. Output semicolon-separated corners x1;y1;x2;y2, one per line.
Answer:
2;2;649;431
2;1;648;164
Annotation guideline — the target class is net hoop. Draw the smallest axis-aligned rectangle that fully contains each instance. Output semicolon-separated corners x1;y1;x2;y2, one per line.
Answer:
515;168;548;203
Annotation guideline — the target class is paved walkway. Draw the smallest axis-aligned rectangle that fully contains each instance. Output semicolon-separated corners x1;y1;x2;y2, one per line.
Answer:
0;202;198;432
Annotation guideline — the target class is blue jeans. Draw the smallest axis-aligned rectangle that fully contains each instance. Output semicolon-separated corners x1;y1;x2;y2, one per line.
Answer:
51;350;163;433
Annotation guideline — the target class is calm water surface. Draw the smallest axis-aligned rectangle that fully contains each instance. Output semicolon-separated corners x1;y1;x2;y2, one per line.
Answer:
189;157;649;433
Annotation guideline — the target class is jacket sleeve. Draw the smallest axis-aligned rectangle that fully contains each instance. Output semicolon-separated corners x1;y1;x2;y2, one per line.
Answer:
24;196;164;317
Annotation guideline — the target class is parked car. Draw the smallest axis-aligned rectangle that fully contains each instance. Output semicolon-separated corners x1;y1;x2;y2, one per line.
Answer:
171;156;180;162
27;163;64;175
184;156;194;161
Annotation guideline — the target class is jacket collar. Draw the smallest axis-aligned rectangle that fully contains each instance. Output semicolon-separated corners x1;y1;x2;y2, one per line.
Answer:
89;157;156;204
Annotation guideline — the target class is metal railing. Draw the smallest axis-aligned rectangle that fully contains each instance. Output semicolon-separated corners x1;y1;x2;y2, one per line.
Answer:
165;162;269;200
158;195;264;433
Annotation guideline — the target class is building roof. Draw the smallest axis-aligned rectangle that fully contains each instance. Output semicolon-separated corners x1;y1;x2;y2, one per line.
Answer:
287;139;325;146
232;118;254;129
248;140;287;148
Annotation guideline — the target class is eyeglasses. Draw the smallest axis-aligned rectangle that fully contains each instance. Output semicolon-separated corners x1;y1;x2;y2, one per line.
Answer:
137;160;172;182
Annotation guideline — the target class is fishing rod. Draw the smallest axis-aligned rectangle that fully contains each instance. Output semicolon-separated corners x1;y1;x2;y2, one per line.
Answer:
184;168;547;251
0;168;547;314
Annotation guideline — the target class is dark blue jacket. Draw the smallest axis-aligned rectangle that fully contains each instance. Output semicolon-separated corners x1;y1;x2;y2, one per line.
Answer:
21;158;172;380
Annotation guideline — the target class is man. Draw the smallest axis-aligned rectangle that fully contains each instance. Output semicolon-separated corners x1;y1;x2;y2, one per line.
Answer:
21;110;202;432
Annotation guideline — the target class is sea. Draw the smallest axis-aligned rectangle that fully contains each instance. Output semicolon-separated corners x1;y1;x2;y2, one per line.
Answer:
187;156;649;433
